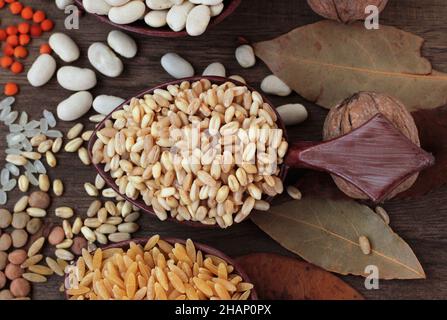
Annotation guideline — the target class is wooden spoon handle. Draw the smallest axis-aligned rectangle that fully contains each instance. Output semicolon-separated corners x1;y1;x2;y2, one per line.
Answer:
284;114;435;202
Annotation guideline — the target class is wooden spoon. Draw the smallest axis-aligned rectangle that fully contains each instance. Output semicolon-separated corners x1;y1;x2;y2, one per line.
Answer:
74;0;242;38
88;76;435;227
65;236;258;300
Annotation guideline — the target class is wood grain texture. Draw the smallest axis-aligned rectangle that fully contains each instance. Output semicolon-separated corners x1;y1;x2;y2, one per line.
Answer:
0;0;447;299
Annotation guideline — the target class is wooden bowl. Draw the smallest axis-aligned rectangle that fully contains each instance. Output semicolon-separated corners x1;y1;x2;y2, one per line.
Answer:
74;0;242;37
87;76;288;228
65;236;258;300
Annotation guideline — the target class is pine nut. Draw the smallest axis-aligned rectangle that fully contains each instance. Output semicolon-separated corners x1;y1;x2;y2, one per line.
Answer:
286;186;302;200
72;217;83;235
27;237;45;257
52;137;63;153
82;130;94;141
95;174;105;190
38;174;50;192
55;207;74;219
359;236;371;255
46;257;64;276
26;207;47;218
14;195;29;213
63;220;73;239
117;222;139;233
53;179;64;196
21;151;41;160
6;154;27;166
18;175;29;192
56;239;73;249
55;249;74;261
28;264;53;276
87;200;102;217
84;183;99;197
45;151;57;167
64;138;83;152
375;206;390;225
22;272;47;283
78;147;91;165
108;232;131;243
254;200;270;211
67;123;84;139
81;226;96;242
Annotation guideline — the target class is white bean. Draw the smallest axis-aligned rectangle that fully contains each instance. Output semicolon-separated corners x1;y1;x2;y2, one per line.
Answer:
277;104;308;126
161;53;194;79
27;54;56;87
235;45;256;68
57;66;97;91
83;0;111;15
88;42;123;78
107;30;137;58
186;5;211;36
57;92;93;122
55;0;74;10
210;3;224;16
146;0;174;10
144;10;168;28
49;33;80;63
190;0;223;5
260;75;292;96
167;1;194;32
202;62;226;77
104;0;130;5
93;95;125;115
108;0;145;24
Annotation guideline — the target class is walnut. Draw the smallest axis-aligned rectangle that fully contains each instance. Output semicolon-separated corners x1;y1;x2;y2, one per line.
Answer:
307;0;389;23
323;92;420;200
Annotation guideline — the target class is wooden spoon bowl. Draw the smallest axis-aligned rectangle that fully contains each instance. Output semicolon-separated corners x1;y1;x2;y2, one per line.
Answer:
65;236;258;300
88;76;288;228
74;0;242;37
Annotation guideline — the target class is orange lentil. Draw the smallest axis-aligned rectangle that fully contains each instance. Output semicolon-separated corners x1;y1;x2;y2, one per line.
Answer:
39;43;52;54
6;25;18;35
40;19;54;32
0;0;5;9
0;29;6;41
33;10;45;23
13;46;27;59
3;44;14;56
19;34;30;45
0;56;13;68
21;6;33;20
6;35;19;47
30;24;42;37
10;61;23;73
17;22;30;34
4;83;19;96
9;1;22;15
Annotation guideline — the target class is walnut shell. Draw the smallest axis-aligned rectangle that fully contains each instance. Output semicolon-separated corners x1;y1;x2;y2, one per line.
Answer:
307;0;389;23
323;92;420;200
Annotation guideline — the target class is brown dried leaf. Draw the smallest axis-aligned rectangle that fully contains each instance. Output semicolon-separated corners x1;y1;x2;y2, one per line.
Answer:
397;106;447;198
251;197;425;279
254;20;447;111
236;253;363;300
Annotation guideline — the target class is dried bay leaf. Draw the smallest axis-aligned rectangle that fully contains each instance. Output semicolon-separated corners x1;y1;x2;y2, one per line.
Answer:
236;253;363;300
397;106;447;198
251;197;425;279
254;20;447;111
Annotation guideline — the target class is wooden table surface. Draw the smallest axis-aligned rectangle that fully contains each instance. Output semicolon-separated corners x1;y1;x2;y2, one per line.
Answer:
1;0;447;300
